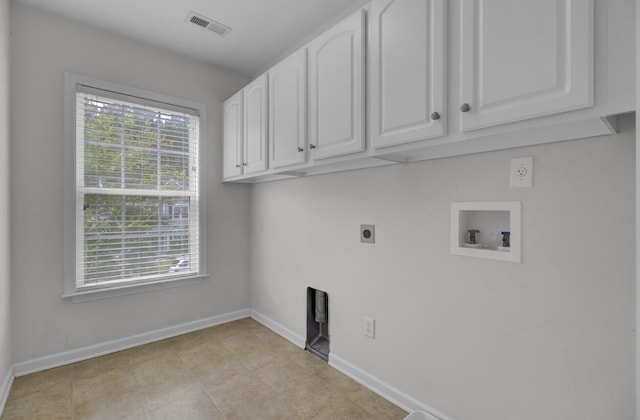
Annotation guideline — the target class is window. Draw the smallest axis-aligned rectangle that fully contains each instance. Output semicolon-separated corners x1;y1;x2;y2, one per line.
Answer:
64;73;207;299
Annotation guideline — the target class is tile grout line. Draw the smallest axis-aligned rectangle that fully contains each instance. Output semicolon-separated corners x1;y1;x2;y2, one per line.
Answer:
174;341;226;418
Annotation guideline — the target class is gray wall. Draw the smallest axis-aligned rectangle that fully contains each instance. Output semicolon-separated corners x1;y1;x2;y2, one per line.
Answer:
9;3;251;362
0;0;11;387
250;116;636;420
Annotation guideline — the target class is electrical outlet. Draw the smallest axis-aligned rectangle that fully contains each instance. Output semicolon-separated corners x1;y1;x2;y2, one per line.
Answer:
360;225;375;244
364;316;375;338
510;157;533;188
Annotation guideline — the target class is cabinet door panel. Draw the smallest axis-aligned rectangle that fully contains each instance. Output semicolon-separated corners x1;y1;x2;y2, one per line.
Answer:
243;75;268;174
269;49;307;169
371;0;446;148
461;0;593;131
223;91;243;179
309;9;365;160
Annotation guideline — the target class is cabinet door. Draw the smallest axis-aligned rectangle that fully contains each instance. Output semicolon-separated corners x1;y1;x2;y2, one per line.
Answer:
308;9;365;160
460;0;594;131
243;74;268;174
223;91;243;179
269;48;307;169
371;0;446;148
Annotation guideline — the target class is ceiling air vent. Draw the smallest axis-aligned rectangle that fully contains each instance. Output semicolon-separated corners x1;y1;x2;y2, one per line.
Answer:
185;11;232;37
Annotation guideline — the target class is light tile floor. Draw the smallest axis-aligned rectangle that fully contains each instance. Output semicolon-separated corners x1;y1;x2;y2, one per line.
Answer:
1;318;407;419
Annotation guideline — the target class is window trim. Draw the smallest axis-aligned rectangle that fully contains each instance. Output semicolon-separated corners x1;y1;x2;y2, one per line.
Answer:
63;72;208;301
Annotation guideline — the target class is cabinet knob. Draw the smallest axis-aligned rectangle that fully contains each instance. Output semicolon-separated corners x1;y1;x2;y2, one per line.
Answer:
235;164;241;168
430;111;441;121
309;144;316;150
243;162;248;166
460;103;471;113
298;147;304;152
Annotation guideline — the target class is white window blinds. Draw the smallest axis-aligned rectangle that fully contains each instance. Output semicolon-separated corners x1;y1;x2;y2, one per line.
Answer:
74;86;201;288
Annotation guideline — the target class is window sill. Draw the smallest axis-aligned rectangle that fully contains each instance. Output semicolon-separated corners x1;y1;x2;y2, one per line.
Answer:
62;274;209;303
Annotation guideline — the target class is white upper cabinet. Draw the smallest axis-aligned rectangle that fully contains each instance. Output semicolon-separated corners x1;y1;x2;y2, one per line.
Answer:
223;91;243;179
243;74;268;174
370;0;446;149
268;48;307;169
460;0;594;131
223;1;630;182
308;9;366;160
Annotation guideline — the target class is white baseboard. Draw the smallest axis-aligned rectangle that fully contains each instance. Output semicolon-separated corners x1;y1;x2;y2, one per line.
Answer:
13;308;251;377
250;309;306;349
249;310;453;420
329;353;455;420
0;365;14;415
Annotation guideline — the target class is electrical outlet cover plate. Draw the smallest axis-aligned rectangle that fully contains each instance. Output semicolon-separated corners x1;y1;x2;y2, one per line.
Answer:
510;157;533;188
364;316;375;338
360;224;375;243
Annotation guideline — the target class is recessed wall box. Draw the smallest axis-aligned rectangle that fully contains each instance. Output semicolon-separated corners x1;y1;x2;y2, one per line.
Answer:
450;201;521;263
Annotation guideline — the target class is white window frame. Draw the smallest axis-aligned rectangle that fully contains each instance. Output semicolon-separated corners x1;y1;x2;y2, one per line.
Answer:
63;73;208;302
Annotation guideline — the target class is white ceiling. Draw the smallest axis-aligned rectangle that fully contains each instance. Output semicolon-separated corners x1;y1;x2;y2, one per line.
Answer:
12;0;364;77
